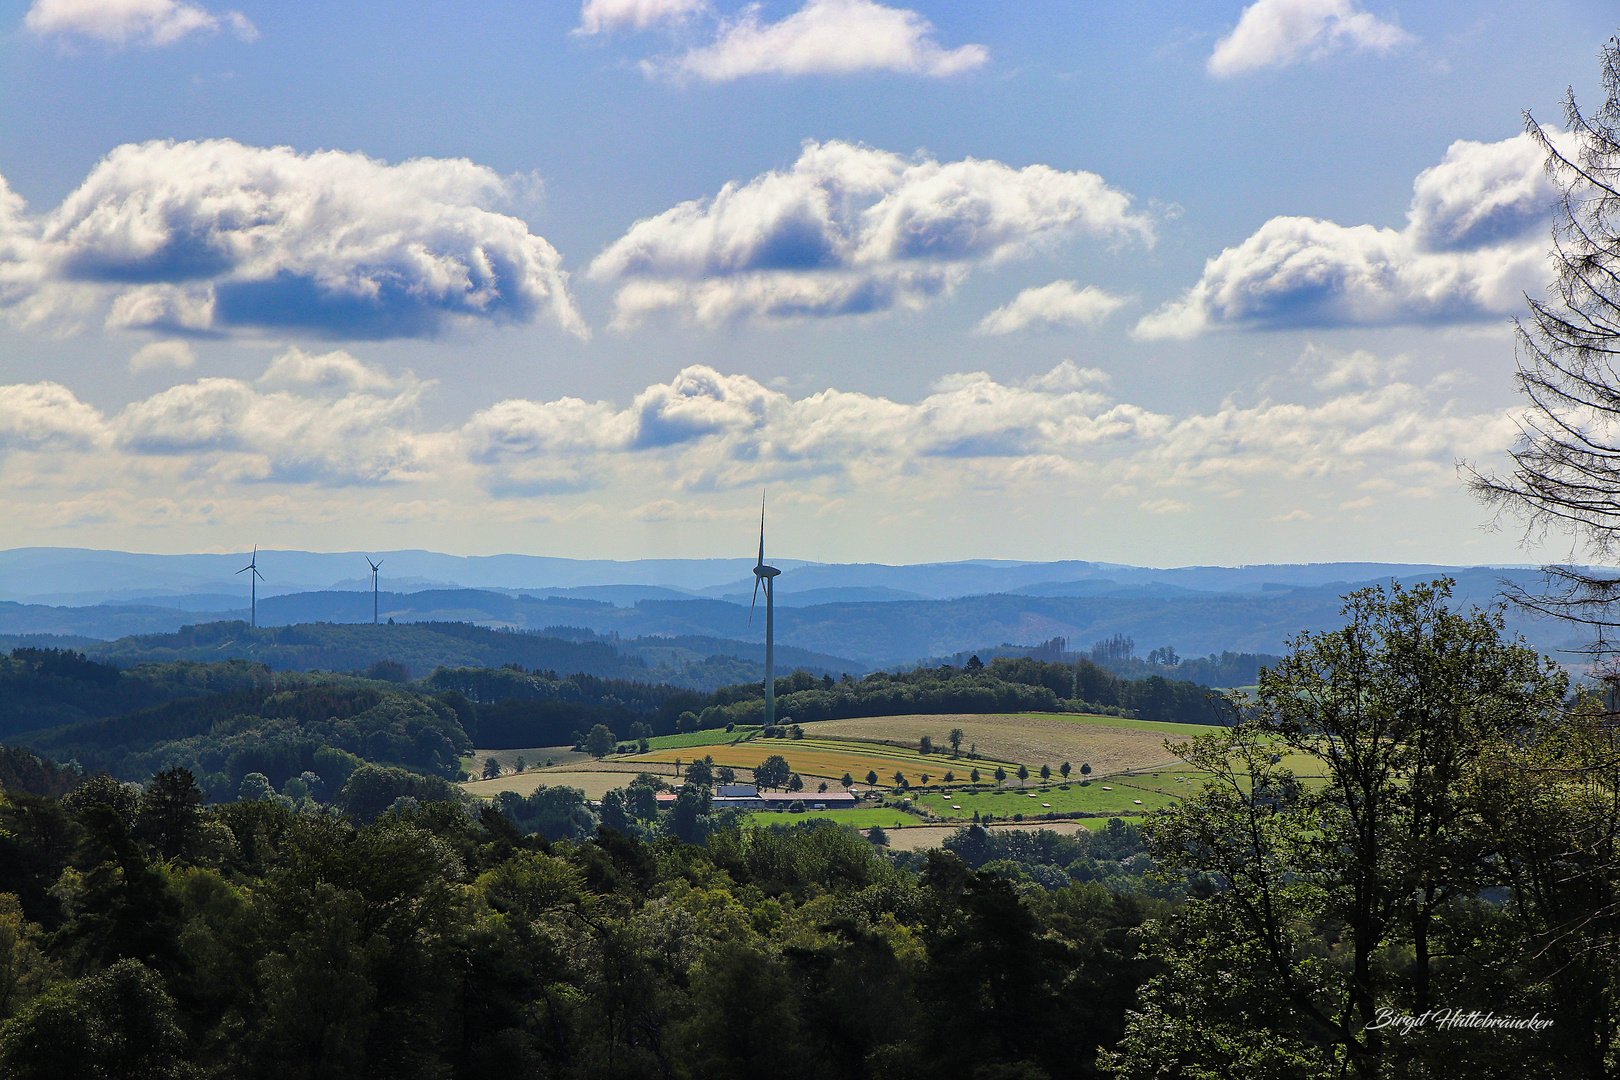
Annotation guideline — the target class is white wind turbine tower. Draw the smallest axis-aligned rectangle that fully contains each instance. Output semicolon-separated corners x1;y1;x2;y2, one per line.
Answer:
749;493;781;730
237;547;264;628
366;556;383;625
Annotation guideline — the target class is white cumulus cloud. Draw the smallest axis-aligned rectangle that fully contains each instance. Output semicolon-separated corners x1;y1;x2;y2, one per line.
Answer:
1208;0;1411;77
114;360;431;485
0;140;585;341
24;0;257;48
1136;131;1567;338
975;280;1129;334
590;140;1152;325
577;0;708;34
129;339;196;372
257;347;418;395
0;382;109;450
653;0;986;80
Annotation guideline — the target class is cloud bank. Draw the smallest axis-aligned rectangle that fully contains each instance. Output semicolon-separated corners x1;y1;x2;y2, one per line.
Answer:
1136;132;1564;338
1208;0;1411;77
24;0;256;48
0;140;585;341
591;140;1152;325
0;352;1504;499
0;349;1517;553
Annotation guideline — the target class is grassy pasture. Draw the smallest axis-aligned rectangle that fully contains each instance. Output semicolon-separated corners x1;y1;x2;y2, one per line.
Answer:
912;779;1179;819
645;727;761;750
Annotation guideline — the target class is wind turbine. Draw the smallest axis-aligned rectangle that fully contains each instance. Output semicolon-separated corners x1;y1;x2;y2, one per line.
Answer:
237;547;263;628
749;493;781;729
365;556;383;625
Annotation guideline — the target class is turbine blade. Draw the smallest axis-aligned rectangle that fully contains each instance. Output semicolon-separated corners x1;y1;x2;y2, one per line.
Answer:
757;491;766;566
749;574;760;626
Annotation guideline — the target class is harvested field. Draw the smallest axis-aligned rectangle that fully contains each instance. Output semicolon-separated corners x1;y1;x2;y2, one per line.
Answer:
468;746;587;777
630;739;935;783
798;713;1194;777
461;769;668;800
884;820;1092;852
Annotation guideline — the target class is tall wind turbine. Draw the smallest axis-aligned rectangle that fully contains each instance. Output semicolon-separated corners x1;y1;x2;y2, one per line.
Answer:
237;547;264;628
366;556;383;625
749;493;781;729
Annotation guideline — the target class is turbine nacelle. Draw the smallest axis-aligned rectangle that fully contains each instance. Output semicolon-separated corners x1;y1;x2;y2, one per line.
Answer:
236;546;263;581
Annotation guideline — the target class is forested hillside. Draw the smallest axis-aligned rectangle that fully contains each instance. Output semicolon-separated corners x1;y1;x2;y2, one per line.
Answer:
684;655;1237;730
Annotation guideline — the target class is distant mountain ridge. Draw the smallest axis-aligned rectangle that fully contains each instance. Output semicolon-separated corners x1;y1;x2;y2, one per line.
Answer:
0;546;1545;607
0;568;1589;669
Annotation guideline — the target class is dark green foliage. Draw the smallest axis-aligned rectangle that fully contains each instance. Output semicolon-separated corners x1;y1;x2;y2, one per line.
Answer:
27;675;470;791
0;959;192;1080
0;744;80;797
91;618;652;683
754;754;790;790
584;723;615;759
489;785;595;841
136;769;204;862
945;823;1090;872
0;648;269;740
1091;649;1282;687
333;764;457;823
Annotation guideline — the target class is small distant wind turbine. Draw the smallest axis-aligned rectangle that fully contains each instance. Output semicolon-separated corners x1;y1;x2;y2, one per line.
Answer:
237;547;263;628
366;556;383;625
749;492;781;729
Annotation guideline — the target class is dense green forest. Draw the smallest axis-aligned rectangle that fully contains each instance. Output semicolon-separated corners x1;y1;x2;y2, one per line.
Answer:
1091;650;1281;688
86;620;651;683
0;780;1171;1080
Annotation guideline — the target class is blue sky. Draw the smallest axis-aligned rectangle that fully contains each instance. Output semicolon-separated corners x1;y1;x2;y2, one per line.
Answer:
0;0;1614;566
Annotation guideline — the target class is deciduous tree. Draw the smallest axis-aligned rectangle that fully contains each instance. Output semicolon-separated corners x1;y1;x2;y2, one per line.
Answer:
755;755;791;790
1110;580;1570;1079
